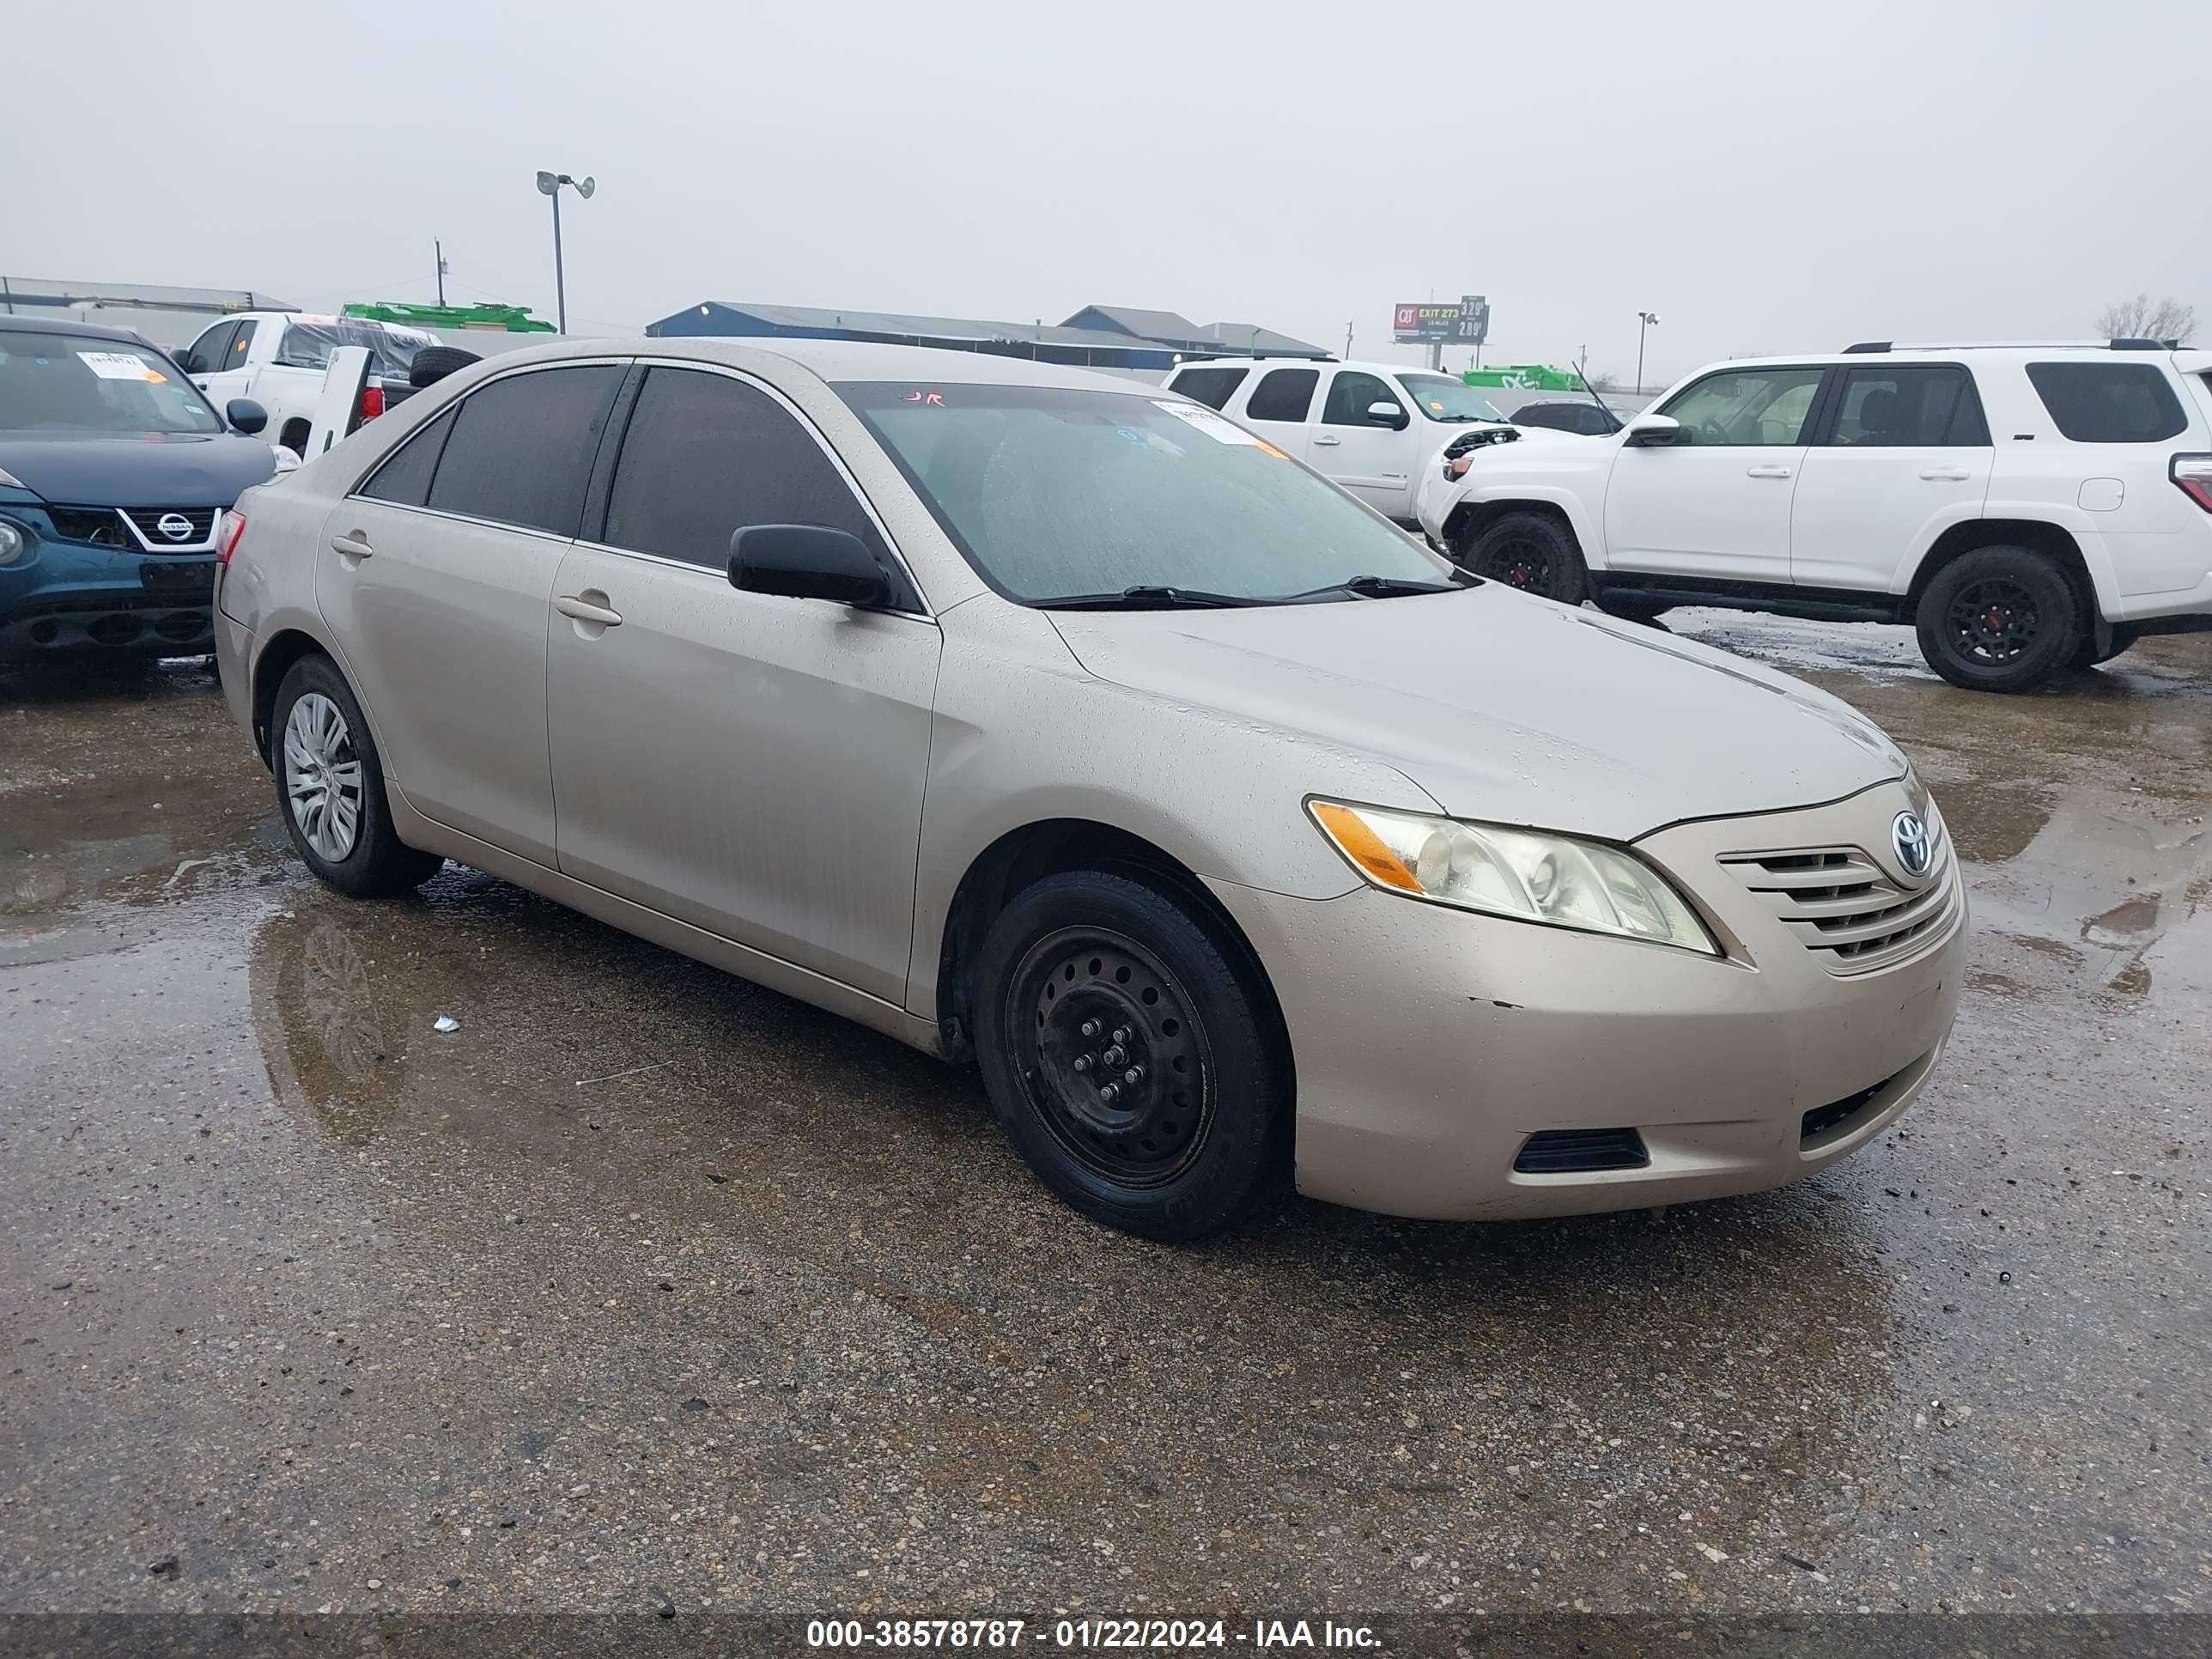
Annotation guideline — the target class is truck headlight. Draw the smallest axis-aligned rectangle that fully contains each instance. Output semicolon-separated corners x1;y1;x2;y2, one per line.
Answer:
1309;799;1720;956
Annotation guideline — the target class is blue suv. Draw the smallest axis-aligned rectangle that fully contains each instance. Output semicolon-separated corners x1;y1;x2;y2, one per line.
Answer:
1;317;277;663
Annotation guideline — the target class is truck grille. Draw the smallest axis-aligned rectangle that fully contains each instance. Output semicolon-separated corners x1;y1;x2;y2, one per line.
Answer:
1722;835;1960;975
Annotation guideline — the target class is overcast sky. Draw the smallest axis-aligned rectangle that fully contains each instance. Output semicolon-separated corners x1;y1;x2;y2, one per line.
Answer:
15;0;2207;386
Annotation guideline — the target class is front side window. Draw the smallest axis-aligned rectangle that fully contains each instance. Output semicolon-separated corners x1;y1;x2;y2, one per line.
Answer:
0;330;222;435
1167;366;1249;411
1243;368;1319;424
1826;365;1987;447
604;367;886;572
187;322;235;372
1395;373;1505;423
2026;362;2188;443
840;382;1455;605
424;365;623;536
1320;370;1403;426
1659;367;1826;446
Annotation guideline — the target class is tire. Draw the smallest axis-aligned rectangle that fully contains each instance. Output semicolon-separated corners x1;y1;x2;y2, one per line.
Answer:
407;345;481;389
1593;590;1673;624
2074;623;2142;669
1456;510;1589;605
270;654;444;896
1914;545;2082;694
970;870;1291;1242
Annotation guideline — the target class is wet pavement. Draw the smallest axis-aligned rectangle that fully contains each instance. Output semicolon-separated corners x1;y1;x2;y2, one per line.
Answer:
2;624;2207;1621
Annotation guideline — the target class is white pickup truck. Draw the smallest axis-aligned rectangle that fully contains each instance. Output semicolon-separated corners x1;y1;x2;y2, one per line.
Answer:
177;313;436;458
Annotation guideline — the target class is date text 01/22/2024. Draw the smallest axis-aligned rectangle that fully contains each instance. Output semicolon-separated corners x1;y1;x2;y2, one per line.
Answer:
805;1619;1384;1649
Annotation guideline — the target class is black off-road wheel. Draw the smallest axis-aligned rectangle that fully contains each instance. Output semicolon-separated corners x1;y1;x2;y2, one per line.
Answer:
1915;546;2083;694
270;654;444;897
971;870;1291;1242
1456;510;1589;605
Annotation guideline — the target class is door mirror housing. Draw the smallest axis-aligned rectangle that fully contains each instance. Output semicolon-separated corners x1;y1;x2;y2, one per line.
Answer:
175;349;206;375
226;398;269;436
729;524;892;608
1366;400;1410;431
1622;414;1683;447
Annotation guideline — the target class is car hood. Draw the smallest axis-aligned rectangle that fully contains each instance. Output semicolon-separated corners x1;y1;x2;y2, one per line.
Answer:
1046;586;1908;842
0;431;276;507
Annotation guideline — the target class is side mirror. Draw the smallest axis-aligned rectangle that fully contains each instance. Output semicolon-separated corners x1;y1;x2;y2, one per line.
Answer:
175;349;205;375
1622;414;1682;447
1366;399;1410;431
227;398;269;436
729;524;891;608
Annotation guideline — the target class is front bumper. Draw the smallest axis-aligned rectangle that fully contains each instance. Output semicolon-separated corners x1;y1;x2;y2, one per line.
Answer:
1209;780;1966;1220
0;550;216;660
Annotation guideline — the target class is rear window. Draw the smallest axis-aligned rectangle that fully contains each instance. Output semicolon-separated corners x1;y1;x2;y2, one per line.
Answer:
1168;366;1249;411
2026;362;2187;443
1243;368;1318;423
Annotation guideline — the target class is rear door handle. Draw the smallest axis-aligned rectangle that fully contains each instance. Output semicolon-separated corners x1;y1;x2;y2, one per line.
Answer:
330;530;373;558
555;593;623;627
1312;434;1342;447
1919;466;1972;482
1745;464;1792;479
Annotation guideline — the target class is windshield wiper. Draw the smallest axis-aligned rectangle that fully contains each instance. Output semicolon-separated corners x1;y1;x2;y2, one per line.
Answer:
1040;585;1260;611
1293;573;1474;600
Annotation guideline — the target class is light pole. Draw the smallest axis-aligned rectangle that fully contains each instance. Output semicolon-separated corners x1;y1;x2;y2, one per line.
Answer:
1636;311;1659;398
534;170;596;334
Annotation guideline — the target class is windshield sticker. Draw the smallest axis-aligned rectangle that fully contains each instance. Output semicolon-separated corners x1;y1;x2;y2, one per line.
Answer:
902;390;946;406
77;351;163;383
1152;400;1261;446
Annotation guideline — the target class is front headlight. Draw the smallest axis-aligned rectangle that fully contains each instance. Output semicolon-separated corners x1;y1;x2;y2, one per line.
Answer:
0;520;26;567
1308;799;1721;956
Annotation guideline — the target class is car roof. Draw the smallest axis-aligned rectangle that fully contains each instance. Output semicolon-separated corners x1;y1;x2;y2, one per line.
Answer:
1700;342;2191;371
1177;356;1457;378
479;334;1166;394
0;314;155;348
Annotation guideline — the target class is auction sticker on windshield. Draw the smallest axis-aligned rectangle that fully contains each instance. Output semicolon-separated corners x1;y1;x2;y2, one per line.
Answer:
1153;400;1261;446
77;352;164;382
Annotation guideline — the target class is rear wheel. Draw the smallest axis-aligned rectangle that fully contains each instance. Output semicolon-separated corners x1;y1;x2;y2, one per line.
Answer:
1456;510;1589;605
1914;545;2082;694
971;870;1291;1241
271;654;444;896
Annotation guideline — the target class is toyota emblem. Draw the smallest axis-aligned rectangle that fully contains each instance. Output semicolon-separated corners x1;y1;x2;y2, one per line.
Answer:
1892;811;1933;879
156;513;195;542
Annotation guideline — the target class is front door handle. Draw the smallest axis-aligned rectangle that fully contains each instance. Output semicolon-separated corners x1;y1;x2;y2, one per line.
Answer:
555;593;623;627
1745;464;1793;479
330;530;373;558
1312;434;1343;447
1919;466;1972;482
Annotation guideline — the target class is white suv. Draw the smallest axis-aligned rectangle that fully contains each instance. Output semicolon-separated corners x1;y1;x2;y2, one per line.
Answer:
1417;342;2212;692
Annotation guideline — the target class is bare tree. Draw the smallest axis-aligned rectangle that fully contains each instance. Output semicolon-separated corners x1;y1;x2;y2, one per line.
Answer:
2096;293;2196;343
1586;370;1620;392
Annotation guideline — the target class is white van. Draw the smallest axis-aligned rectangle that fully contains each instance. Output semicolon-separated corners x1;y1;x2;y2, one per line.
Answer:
1164;356;1561;521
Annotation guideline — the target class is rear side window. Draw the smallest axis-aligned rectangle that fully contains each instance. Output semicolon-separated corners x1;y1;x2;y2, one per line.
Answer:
1243;368;1318;424
1320;370;1403;425
603;367;885;572
2027;362;2187;443
1826;365;1988;447
358;406;456;507
425;365;623;536
1168;366;1249;410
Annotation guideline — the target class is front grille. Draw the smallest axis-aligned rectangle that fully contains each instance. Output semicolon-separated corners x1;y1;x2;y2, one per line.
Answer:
1722;833;1960;975
1801;1073;1894;1143
45;507;128;547
1514;1127;1650;1174
120;507;219;547
40;507;220;550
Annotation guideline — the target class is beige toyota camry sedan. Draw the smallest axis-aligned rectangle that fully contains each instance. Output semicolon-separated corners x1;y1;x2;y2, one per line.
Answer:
215;337;1964;1239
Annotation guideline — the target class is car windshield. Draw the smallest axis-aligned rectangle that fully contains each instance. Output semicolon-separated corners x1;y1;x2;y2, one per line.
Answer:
839;382;1458;605
1396;374;1506;423
276;320;432;380
0;330;222;435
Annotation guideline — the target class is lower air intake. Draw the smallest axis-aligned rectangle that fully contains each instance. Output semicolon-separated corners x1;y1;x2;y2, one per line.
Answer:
1514;1127;1650;1175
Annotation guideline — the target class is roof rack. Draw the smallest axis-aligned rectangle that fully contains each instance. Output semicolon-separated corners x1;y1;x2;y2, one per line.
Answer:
1842;339;2186;354
1842;341;1891;354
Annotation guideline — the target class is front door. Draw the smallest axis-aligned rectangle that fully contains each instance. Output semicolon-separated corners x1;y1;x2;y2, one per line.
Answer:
1306;368;1413;514
317;360;626;866
546;364;939;1003
1602;364;1828;582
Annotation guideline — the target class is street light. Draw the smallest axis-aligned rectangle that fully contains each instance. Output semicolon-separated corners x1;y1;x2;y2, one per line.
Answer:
1635;311;1660;398
534;170;595;335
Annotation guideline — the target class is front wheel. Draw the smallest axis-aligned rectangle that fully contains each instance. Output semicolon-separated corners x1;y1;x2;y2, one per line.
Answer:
971;871;1291;1241
1915;546;2083;694
271;655;445;896
1456;510;1589;605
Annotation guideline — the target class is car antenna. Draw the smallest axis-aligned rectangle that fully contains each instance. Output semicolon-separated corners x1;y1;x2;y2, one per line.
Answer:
1571;357;1615;429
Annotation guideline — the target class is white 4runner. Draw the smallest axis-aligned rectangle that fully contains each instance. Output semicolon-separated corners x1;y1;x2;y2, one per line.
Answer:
1419;341;2212;691
178;313;436;459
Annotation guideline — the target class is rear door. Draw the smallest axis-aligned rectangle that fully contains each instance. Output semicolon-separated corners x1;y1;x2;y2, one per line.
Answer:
1789;363;1992;592
317;360;626;866
1602;364;1827;582
1235;365;1321;449
546;363;939;1002
1306;368;1413;514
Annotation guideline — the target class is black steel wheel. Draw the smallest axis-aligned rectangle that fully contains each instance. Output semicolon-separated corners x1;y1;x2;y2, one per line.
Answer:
1915;545;2081;694
972;869;1291;1240
1458;510;1589;604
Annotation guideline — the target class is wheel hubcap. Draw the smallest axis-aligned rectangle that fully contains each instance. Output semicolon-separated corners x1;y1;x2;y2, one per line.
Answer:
1481;535;1551;591
1947;577;2040;665
1011;927;1213;1188
283;692;363;862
